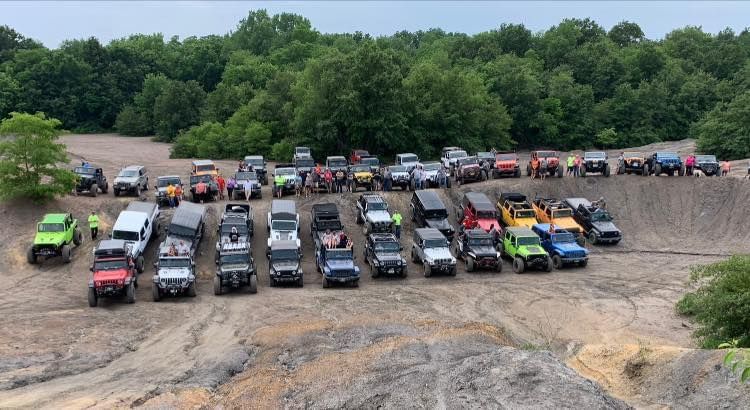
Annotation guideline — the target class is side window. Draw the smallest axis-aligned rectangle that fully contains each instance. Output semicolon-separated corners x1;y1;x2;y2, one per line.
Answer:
140;227;146;240
144;219;149;229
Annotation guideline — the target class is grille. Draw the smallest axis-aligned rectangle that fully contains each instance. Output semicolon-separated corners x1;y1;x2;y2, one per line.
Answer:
529;256;547;265
600;231;620;238
380;259;401;267
566;251;586;259
331;269;353;278
163;277;184;285
434;258;452;265
99;279;119;286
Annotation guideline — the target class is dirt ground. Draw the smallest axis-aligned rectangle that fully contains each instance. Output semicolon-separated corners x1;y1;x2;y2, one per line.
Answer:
0;134;748;408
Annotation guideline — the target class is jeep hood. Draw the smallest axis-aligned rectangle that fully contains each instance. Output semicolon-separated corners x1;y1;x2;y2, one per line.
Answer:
366;211;392;224
354;172;372;179
424;247;453;260
157;267;192;278
551;218;580;232
513;217;538;229
553;242;586;254
115;176;138;184
518;245;547;257
476;219;499;232
469;246;497;257
270;230;297;241
220;264;252;273
326;259;355;271
272;261;299;272
460;164;480;170
592;221;619;234
426;219;452;231
34;233;65;245
93;268;129;281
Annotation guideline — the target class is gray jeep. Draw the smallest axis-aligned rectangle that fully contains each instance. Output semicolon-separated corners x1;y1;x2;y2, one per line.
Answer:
113;165;149;196
411;228;457;277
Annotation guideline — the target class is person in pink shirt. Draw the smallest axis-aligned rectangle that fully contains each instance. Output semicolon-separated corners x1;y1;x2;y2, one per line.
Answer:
685;154;696;176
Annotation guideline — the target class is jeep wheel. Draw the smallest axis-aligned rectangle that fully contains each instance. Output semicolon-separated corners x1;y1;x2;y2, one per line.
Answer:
88;288;98;307
515;168;521;178
152;285;161;301
552;255;563;269
322;276;330;288
249;275;257;294
91;183;98;197
62;244;72;263
492;171;498;180
604;165;610;177
642;164;649;176
400;268;408;278
411;249;418;263
557;166;563;178
580;166;587;177
370;262;379;279
213;276;223;295
423;263;432;277
73;229;82;246
588;231;597;245
512;257;525;274
126;282;135;303
27;247;37;264
654;164;662;176
101;182;108;194
296;277;304;287
351;280;359;288
143;179;149;190
187;281;197;297
135;255;145;273
495;260;503;273
466;256;475;272
545;256;553;272
135;186;141;197
113;188;119;197
579;259;588;268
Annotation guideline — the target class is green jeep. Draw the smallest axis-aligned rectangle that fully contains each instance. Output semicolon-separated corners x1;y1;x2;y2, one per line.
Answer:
28;213;83;264
501;227;552;273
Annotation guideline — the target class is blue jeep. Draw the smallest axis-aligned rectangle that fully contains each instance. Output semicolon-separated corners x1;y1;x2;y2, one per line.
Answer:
317;247;360;287
532;224;589;269
645;152;685;176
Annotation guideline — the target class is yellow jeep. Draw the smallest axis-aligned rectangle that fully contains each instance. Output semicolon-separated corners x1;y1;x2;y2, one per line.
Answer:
191;159;218;177
532;198;585;244
617;152;646;175
498;192;538;228
349;164;373;192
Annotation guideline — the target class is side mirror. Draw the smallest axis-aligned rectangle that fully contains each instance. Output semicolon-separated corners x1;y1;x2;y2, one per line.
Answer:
153;262;158;268
89;266;94;272
154;185;158;189
191;261;196;267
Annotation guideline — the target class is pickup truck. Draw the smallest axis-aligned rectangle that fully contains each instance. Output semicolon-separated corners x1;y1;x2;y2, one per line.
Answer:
153;202;206;299
110;202;160;273
311;203;360;287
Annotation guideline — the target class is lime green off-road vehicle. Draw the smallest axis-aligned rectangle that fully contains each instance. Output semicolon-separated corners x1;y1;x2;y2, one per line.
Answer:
500;227;552;273
28;213;83;264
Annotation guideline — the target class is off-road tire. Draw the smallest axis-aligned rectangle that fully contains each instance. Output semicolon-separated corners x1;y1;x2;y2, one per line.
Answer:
466;256;475;272
352;280;359;288
579;259;588;268
88;288;98;307
135;186;141;197
322;276;330;288
654;164;662;176
557;166;563;178
249;275;257;294
101;183;108;194
552;255;563;269
136;255;145;273
126;282;135;303
371;262;379;279
642;163;649;176
27;247;37;264
588;231;597;245
113;188;119;197
143;179;149;190
512;257;525;274
411;249;419;263
545;256;553;272
495;260;503;273
213;276;223;295
580;166;587;177
400;268;407;278
297;277;304;287
62;244;72;263
73;229;82;246
515;168;521;178
449;267;456;276
187;281;197;297
91;183;98;197
423;263;432;277
152;285;161;301
604;165;610;177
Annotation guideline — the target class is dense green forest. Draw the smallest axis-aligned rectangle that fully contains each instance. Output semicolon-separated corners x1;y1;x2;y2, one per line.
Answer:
1;11;749;160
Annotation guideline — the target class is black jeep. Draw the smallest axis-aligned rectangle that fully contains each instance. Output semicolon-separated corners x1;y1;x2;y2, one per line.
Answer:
410;190;455;241
694;154;720;176
364;233;407;278
73;166;108;197
563;197;622;245
214;241;257;295
454;229;502;272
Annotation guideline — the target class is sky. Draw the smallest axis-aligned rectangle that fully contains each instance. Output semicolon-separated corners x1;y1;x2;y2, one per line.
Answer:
2;1;750;48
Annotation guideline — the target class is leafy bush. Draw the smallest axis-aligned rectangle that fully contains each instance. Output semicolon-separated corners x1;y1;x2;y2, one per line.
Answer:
676;256;750;348
695;91;750;160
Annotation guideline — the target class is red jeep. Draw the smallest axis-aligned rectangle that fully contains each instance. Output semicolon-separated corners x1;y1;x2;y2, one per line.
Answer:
88;239;137;307
349;149;370;164
457;192;502;238
527;150;563;178
454;156;486;186
493;151;521;178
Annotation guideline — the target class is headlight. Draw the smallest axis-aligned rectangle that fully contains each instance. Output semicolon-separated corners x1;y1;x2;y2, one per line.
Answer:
130;182;137;187
496;252;501;258
373;260;380;266
425;257;434;264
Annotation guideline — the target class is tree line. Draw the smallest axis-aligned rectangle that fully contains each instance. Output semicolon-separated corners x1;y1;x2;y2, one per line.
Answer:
1;11;749;160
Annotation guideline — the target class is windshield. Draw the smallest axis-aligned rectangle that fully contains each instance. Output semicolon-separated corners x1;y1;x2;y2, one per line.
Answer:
448;150;467;159
219;253;249;265
326;248;352;259
422;163;441;171
159;257;192;268
157;177;181;187
657;152;679;159
196;164;215;172
696;155;717;162
38;223;64;232
623;152;642;158
221;224;249;235
400;155;418;163
272;220;297;231
459;157;478;166
276;168;295;176
469;237;494;246
515;210;536;218
245;158;264;166
551;209;572;218
591;211;613;222
235;172;257;181
367;202;387;211
389;166;406;173
296;148;310;155
118;170;138;177
375;242;400;252
271;248;299;261
477;210;496;219
328;158;348;167
112;230;139;241
361;158;379;166
477;152;493;159
94;259;128;270
190;175;213;184
586;152;606;159
424;238;448;248
296;158;314;167
350;165;370;173
496;153;516;160
536;151;556;158
425;210;448;219
518;236;541;246
74;167;95;175
551;233;575;244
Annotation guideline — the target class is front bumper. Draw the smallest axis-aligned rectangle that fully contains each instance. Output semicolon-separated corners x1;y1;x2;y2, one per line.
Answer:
270;270;301;282
220;272;254;288
526;256;549;269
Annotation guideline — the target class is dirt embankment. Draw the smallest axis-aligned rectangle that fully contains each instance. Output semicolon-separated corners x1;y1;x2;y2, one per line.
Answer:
0;135;749;408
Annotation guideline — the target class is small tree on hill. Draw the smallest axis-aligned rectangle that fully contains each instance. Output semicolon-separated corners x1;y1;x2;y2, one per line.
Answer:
0;112;76;202
595;127;618;149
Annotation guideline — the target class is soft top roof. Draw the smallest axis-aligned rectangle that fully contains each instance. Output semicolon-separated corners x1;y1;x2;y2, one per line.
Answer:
225;203;250;215
271;240;299;251
362;193;386;204
414;190;446;211
415;228;447;240
95;239;127;255
465;192;495;211
466;229;492;238
171;202;206;230
271;200;296;219
126;201;157;216
369;232;399;242
312;203;339;216
563;197;592;210
157;175;181;180
500;192;527;203
192;160;214;166
41;213;68;224
506;227;538;237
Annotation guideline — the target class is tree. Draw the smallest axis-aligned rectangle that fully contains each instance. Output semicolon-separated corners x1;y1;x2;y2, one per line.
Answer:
152;80;206;141
0;112;75;202
595;128;618;148
695;91;750;159
608;21;645;46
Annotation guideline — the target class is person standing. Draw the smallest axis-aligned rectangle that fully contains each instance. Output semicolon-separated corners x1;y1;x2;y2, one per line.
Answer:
373;169;382;191
573;155;582;177
347;171;354;192
685;154;695;176
274;173;285;198
383;167;392;192
324;169;333;193
295;172;303;197
166;182;176;208
391;210;402;239
530;156;540;180
243;177;253;201
174;184;182;207
227;177;236;200
335;169;345;193
304;173;313;197
721;160;731;176
88;211;99;240
216;174;226;200
566;154;575;176
438;167;447;188
540;158;547;181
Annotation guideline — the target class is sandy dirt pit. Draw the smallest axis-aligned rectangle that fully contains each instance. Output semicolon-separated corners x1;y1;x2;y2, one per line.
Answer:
0;135;748;408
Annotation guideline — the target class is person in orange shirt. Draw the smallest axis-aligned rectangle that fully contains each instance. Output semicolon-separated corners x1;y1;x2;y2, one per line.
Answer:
174;184;183;207
216;175;226;200
573;155;582;177
530;156;540;180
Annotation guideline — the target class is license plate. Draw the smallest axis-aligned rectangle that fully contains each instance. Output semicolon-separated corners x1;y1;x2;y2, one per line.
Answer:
106;286;113;292
388;268;395;274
